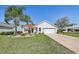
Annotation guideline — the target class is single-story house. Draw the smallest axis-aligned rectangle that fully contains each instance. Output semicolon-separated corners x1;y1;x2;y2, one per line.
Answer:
0;20;58;34
22;20;58;34
33;20;57;34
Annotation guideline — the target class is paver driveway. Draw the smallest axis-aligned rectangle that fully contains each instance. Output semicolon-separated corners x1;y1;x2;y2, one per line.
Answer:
46;34;79;54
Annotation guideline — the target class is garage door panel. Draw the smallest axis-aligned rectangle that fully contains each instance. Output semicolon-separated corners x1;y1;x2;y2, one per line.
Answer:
43;28;55;34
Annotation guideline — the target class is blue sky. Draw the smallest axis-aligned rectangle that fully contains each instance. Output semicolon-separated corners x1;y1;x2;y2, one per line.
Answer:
0;5;79;26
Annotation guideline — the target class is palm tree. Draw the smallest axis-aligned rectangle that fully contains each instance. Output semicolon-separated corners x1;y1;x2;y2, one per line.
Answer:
4;6;31;35
21;14;33;34
21;14;32;24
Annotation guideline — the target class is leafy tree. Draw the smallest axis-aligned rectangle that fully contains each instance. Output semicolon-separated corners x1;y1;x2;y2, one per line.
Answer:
4;6;31;35
55;16;75;33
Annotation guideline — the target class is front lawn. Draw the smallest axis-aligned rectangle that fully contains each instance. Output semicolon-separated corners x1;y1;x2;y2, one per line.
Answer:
61;32;79;37
0;34;75;54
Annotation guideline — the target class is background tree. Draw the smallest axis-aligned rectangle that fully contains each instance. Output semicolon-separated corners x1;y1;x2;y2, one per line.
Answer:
4;6;31;35
55;16;75;33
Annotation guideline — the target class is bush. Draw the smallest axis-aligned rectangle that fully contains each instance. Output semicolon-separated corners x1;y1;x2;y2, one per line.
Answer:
0;32;14;35
0;31;23;35
21;33;26;36
17;31;23;34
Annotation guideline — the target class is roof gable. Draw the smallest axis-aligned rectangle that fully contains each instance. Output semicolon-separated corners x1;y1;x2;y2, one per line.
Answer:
36;20;57;28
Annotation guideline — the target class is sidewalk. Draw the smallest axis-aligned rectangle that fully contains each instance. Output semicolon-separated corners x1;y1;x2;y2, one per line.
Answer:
46;34;79;54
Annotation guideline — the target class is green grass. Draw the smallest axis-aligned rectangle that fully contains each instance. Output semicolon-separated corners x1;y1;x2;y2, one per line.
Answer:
0;34;75;54
61;32;79;37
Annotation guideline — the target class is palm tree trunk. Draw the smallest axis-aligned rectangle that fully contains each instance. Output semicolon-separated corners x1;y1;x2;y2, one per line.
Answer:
14;19;17;35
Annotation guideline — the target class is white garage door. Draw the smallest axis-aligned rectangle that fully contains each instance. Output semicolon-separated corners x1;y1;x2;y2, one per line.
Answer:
43;28;56;34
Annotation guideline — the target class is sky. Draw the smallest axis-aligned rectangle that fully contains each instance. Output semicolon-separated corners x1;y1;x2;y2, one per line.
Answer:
0;5;79;26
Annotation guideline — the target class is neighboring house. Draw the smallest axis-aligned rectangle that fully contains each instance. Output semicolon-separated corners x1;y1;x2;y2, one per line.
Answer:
16;25;24;32
33;20;57;34
23;24;34;33
64;25;79;32
0;22;23;33
0;23;14;32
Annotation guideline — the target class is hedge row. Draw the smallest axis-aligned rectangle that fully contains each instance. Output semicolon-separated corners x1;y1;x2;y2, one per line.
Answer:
0;31;22;35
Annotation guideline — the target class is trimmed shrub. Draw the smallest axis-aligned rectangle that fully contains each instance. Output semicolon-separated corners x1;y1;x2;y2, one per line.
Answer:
0;32;14;35
21;33;26;36
17;31;23;34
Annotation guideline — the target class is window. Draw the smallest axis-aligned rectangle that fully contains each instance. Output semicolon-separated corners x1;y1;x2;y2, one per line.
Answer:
39;28;41;32
36;27;37;32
